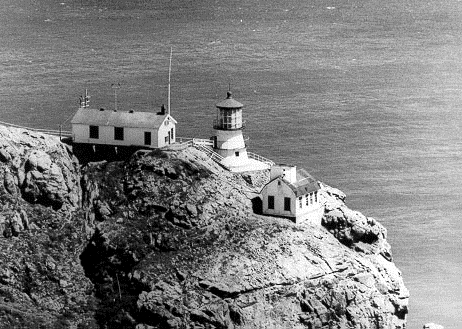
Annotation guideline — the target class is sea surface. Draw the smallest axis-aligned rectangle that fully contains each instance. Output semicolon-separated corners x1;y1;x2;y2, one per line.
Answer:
1;0;462;327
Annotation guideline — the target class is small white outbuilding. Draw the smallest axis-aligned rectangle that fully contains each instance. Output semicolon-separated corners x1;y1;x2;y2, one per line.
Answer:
71;107;177;149
261;165;324;224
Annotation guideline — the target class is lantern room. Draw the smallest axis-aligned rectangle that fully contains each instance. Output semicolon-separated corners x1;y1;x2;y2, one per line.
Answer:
213;91;244;130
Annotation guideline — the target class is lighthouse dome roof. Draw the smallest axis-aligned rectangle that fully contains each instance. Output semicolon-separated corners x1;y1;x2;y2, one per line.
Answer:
215;91;243;109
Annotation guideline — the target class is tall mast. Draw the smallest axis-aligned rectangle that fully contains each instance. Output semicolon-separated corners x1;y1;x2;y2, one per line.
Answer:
84;89;90;108
168;47;173;116
111;83;121;111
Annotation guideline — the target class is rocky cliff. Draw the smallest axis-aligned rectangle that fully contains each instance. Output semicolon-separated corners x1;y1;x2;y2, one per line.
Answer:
0;126;95;328
0;125;409;328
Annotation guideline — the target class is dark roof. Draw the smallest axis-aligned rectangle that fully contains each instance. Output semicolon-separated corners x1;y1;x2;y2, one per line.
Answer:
215;91;243;109
70;108;177;129
288;169;320;196
263;168;320;197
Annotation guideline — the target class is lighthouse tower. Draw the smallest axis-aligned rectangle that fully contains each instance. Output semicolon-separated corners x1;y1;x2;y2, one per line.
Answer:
212;91;250;171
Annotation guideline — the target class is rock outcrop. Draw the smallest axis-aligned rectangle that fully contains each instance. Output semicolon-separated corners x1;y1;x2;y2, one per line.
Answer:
0;125;409;328
80;146;409;328
0;125;80;211
321;185;393;261
0;126;96;328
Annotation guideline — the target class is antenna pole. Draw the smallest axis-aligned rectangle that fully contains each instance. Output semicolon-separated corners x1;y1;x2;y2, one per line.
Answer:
168;47;173;116
84;88;90;108
111;83;120;111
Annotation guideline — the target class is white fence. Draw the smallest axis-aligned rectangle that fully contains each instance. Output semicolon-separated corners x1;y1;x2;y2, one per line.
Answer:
192;138;214;146
175;137;194;146
194;144;225;164
176;136;274;169
248;151;275;166
175;137;214;147
0;120;72;139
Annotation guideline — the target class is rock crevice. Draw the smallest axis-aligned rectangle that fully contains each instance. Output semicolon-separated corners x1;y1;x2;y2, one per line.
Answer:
0;126;409;328
76;146;409;328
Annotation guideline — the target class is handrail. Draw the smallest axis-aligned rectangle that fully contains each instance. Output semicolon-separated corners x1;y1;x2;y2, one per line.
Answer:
175;136;194;146
176;136;214;147
193;143;231;170
248;151;275;166
0;120;72;137
192;138;214;146
194;144;223;161
176;135;274;170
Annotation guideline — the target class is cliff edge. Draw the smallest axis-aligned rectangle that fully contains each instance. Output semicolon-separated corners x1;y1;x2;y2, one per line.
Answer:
0;125;409;328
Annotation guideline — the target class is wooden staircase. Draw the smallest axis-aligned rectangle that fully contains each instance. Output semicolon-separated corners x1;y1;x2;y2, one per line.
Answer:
176;136;274;171
193;144;228;169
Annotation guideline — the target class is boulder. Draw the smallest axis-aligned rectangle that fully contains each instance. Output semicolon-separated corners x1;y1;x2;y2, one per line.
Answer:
3;169;17;195
26;150;52;172
0;148;12;163
321;199;390;257
0;126;81;210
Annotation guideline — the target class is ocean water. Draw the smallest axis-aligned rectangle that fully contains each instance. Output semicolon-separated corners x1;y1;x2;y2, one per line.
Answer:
1;0;462;327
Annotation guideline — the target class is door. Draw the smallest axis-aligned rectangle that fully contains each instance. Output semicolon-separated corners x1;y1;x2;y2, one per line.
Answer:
144;132;151;146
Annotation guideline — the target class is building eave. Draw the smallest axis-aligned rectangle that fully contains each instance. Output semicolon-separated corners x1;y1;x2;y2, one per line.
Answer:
261;176;320;197
165;115;178;124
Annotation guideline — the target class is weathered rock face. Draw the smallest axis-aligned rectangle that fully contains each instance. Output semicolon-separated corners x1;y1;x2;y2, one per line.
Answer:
321;185;393;261
0;126;80;211
80;146;409;329
0;126;96;328
0;126;409;328
0;203;97;328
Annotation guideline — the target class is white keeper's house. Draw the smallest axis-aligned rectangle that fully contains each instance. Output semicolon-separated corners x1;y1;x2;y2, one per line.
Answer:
71;105;177;149
261;164;324;224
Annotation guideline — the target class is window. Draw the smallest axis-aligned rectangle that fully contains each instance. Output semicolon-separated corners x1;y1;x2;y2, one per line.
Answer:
299;196;303;208
170;128;174;141
268;196;274;209
165;136;168;143
306;194;309;206
89;125;99;139
314;192;318;203
235;151;240;157
144;132;151;145
219;109;241;129
114;127;124;141
223;110;233;129
284;197;291;212
310;193;313;205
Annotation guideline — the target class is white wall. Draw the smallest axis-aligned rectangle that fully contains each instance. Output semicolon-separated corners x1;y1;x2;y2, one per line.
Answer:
72;123;163;148
216;147;248;159
262;179;324;224
157;119;176;148
72;124;90;144
262;179;296;218
214;129;246;150
293;191;324;224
